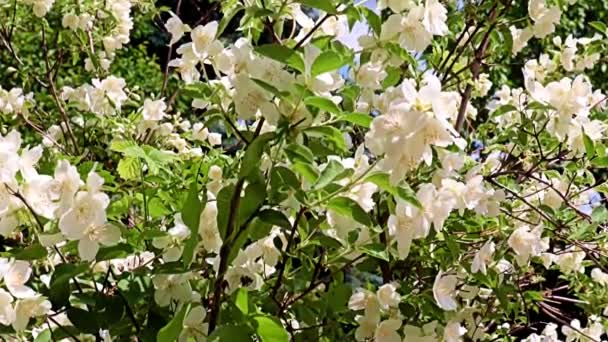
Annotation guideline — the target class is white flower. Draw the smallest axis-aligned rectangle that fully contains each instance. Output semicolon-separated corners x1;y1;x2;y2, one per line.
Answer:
153;214;190;262
142;98;167;121
510;26;533;55
352;62;387;90
432;271;458;311
508;225;549;265
0;130;22;183
348;289;376;311
153;273;192;306
12;296;51;331
19;145;43;181
444;320;467;342
375;319;402;342
0;289;14;325
191;21;223;60
528;0;561;38
179;306;208;342
4;260;36;299
554;247;585;274
199;195;222;253
471;240;495;274
233;74;274;120
59;172;117;261
422;0;448;36
165;13;191;45
207;132;222;146
376;283;401;310
354;295;381;341
191;123;209;142
23;0;55;17
591;268;608;285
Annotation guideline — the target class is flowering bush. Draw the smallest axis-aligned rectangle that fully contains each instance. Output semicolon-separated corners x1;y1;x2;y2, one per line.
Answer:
0;0;608;340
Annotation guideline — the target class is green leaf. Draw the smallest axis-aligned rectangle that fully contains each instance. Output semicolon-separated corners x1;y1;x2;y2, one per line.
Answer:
157;304;191;342
96;243;134;261
382;66;401;89
303;126;347;152
235;288;249;315
251;78;289;98
284;144;314;164
311;51;345;77
583;131;595;159
359;243;389;261
217;5;244;38
14;244;47;260
257;209;292;230
182;182;205;267
117;157;141;180
365;172;421;208
110;139;138;153
313;160;344;190
238;177;266;227
590;21;607;35
361;7;381;36
327;197;372;227
67;308;100;334
239;132;275;179
49;263;88;308
491;104;517;118
292;162;319;183
255;44;304;73
217;184;236;239
339;112;372;128
34;329;52;342
208;324;253;341
253;315;289;342
304;96;341;115
592;156;608;168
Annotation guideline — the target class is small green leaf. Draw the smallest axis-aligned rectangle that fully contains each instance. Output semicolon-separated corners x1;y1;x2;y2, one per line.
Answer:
34;329;52;342
292;162;319;183
285;144;314;164
304;126;347;152
217;184;236;239
251;78;289;98
359;243;389;261
257;210;292;230
491;104;517;118
327;197;372;227
339;112;372;128
14;244;47;260
304;96;341;115
117;157;141;180
583;131;595;159
313;160;345;190
235;288;249;315
238;177;266;227
157;304;191;342
208;324;253;341
253;315;289;342
590;21;607;35
239;132;275;179
217;5;244;38
67;308;100;334
592;156;608;168
311;51;345;77
365;172;421;208
361;7;381;36
255;44;304;73
182;182;205;267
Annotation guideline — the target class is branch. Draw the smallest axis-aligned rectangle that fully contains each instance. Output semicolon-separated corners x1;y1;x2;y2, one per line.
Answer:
453;4;501;132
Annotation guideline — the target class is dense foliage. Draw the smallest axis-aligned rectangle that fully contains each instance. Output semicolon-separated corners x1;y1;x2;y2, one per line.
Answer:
0;0;608;341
